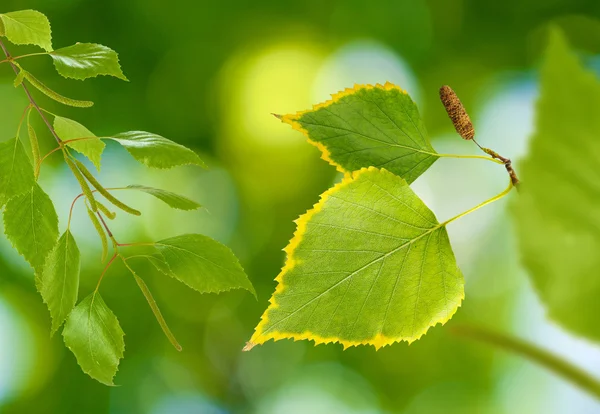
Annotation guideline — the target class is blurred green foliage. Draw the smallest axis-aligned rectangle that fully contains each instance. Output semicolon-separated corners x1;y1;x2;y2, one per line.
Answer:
1;0;600;413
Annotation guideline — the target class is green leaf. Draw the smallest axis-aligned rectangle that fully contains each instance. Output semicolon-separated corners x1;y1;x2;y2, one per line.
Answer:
63;293;125;385
513;28;600;342
54;116;104;170
0;137;35;207
245;167;463;350
40;230;80;334
3;183;59;272
279;83;437;183
156;234;255;296
0;10;52;51
109;132;206;169
125;185;201;210
50;43;127;81
27;114;41;179
23;71;94;108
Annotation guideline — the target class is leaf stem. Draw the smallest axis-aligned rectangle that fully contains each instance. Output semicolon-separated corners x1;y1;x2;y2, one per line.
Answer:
441;178;514;227
95;252;118;293
0;39;62;144
437;153;505;165
8;52;50;61
450;324;600;400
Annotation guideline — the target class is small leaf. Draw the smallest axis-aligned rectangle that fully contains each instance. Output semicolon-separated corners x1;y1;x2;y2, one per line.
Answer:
23;71;94;108
0;137;35;207
40;230;80;334
513;28;600;342
279;82;437;183
156;234;255;296
54;116;104;170
0;10;52;51
50;43;127;81
109;132;206;169
125;185;201;210
245;167;464;351
63;293;125;385
3;183;59;272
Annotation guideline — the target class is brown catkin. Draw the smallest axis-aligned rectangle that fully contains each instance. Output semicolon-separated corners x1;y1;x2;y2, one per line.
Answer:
439;85;475;140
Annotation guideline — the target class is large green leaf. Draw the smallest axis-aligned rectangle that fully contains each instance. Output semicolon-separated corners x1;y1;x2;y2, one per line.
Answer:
108;131;206;169
54;116;104;170
125;185;201;210
0;10;52;51
40;230;80;334
50;43;127;81
63;293;125;385
0;137;35;207
513;28;600;342
156;234;255;295
279;82;437;183
3;183;58;272
245;167;464;350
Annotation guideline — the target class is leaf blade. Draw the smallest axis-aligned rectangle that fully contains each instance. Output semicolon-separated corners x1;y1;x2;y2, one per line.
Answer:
3;183;59;272
40;230;81;334
280;83;437;183
125;185;201;210
513;28;600;342
246;167;463;350
156;234;255;296
0;137;35;207
0;10;52;51
54;116;104;170
63;293;125;385
50;43;127;81
108;131;206;169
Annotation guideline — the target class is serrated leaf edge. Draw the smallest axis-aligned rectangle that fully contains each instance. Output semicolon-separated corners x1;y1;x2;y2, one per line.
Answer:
278;82;407;173
155;235;256;297
245;166;464;351
0;10;53;52
50;43;128;81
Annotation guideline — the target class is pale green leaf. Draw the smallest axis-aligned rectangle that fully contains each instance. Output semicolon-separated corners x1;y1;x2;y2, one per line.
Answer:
23;71;94;108
40;230;80;334
109;132;206;169
0;10;52;51
280;82;437;183
50;43;127;81
63;293;125;385
125;185;201;210
3;183;58;272
156;234;255;296
0;137;35;207
513;28;600;342
246;167;463;350
54;116;104;170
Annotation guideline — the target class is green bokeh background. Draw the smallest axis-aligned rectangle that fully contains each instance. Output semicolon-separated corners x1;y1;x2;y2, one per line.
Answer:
1;0;599;413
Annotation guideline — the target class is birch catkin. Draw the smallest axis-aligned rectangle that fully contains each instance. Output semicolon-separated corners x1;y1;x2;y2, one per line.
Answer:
439;85;475;140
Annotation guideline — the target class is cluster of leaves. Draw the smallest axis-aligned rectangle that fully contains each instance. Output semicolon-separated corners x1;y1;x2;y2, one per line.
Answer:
244;83;517;351
245;27;600;358
0;9;254;385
